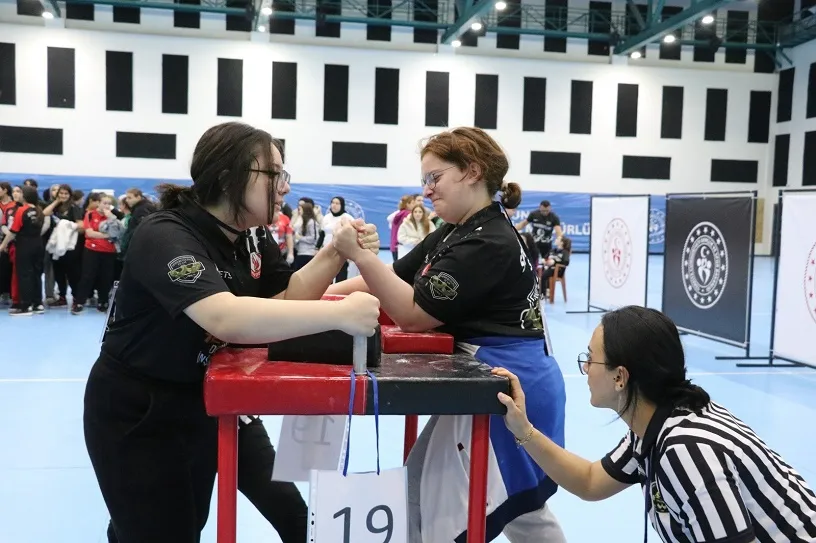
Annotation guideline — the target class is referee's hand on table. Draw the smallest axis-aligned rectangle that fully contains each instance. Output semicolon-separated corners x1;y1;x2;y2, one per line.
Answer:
492;368;533;440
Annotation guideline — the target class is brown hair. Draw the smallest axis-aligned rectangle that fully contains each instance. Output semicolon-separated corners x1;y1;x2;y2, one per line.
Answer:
299;200;317;236
420;127;521;209
561;236;573;253
398;194;414;211
410;204;431;234
156;122;284;225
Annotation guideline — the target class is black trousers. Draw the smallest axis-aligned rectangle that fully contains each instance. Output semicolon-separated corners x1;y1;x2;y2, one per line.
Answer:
0;250;12;295
85;357;308;543
76;250;117;305
15;238;44;308
53;249;81;298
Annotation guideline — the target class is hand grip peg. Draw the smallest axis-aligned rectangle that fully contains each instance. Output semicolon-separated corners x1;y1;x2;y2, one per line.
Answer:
352;335;367;374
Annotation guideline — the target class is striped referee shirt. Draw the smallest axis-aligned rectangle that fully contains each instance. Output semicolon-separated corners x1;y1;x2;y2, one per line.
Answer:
601;401;816;542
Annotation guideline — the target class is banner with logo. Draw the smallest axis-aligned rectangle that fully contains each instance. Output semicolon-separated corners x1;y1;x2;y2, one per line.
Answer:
588;196;650;311
772;191;816;366
662;195;754;346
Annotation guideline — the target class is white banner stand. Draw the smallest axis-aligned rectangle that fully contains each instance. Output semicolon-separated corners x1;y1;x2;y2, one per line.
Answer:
569;195;651;314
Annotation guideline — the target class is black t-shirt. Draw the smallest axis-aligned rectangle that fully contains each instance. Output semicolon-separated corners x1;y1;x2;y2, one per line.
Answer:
101;197;293;384
527;210;561;245
393;202;544;340
10;204;43;240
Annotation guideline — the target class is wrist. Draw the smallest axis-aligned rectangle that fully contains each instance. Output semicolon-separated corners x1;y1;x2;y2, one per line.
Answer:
514;423;535;446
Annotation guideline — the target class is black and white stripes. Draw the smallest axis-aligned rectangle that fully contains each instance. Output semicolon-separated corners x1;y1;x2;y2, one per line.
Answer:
602;402;816;543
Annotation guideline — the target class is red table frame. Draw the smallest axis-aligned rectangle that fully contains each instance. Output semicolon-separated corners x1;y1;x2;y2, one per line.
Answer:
204;352;492;543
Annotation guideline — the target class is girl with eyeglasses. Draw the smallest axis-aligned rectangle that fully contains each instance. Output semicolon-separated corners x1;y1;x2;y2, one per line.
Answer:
494;305;816;543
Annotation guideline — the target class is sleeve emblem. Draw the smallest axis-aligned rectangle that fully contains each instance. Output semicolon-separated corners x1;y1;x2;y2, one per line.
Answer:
428;272;459;301
167;255;206;284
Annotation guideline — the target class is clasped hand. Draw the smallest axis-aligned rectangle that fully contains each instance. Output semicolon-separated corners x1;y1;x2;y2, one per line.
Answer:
332;218;379;259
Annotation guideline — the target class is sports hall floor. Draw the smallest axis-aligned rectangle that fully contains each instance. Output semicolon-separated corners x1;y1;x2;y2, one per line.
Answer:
1;252;813;543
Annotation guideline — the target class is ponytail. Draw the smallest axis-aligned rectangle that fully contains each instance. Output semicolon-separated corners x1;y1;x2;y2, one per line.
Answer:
667;380;710;412
156;183;193;210
500;181;522;209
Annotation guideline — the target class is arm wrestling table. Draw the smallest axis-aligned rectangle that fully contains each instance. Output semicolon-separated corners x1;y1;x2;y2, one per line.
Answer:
204;323;510;543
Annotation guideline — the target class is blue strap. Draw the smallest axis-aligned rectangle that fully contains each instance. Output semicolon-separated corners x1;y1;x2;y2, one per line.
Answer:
342;368;380;476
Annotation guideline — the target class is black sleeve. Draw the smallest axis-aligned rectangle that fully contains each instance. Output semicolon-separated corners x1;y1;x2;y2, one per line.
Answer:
259;226;293;298
411;236;512;324
393;226;448;285
552;213;561;227
127;216;231;318
600;432;641;485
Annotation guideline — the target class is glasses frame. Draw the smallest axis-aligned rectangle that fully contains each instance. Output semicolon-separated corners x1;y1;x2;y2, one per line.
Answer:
421;165;456;189
577;352;606;375
250;169;291;186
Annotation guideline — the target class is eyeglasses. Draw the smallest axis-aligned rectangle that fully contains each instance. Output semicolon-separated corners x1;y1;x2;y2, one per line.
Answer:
421;166;456;189
577;352;606;375
250;169;291;186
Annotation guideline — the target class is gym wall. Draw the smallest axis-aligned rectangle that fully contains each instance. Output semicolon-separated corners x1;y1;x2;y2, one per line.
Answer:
0;22;777;194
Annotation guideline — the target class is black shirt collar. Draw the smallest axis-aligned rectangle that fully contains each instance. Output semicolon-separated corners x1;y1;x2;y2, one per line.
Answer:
638;404;675;458
176;196;245;260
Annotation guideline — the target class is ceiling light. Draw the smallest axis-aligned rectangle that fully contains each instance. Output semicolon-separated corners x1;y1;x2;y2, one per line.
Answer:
471;21;482;31
663;34;676;43
41;11;54;19
261;6;272;15
451;39;462;47
702;14;714;24
495;1;507;10
257;24;266;31
631;51;642;59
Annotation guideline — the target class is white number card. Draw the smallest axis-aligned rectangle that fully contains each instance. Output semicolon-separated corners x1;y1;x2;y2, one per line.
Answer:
272;415;349;483
308;467;408;543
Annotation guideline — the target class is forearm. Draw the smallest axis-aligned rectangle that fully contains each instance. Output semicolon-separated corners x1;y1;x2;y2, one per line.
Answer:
353;251;418;328
325;275;370;295
215;296;344;344
520;428;597;501
283;245;345;300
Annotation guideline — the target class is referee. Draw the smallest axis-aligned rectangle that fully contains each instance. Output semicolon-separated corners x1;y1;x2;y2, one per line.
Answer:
83;121;382;543
494;306;816;543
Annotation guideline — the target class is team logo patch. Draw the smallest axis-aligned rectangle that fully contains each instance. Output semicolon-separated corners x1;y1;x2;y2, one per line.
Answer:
602;218;632;289
250;251;262;280
681;221;728;309
167;255;205;284
650;481;669;514
805;242;816;325
428;272;459;301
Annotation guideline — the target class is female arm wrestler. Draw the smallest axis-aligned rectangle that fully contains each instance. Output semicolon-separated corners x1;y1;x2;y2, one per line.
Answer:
84;121;381;543
328;127;568;543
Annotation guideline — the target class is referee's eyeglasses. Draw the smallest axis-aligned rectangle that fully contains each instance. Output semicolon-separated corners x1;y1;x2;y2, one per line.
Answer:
421;166;456;189
577;352;605;375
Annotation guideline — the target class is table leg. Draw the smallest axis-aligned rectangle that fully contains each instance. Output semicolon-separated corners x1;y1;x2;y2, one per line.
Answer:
403;415;418;463
217;415;239;543
467;414;490;543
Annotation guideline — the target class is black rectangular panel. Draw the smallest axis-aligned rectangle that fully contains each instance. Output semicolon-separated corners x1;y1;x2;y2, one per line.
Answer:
174;0;200;28
705;88;728;141
332;142;387;168
113;6;140;23
777;67;795;122
616;83;638;137
323;64;348;122
522;77;546;132
272;62;297;120
659;5;683;60
367;0;391;41
570;80;593;135
413;0;438;44
106;51;133;112
66;2;94;20
47;47;75;109
496;0;520;50
217;58;243;117
226;0;251;31
747;90;771;143
710;159;758;183
622;155;671;180
116;131;176;159
0;125;62;155
425;71;449;127
474;74;498;129
807;63;816;119
530;151;581;176
725;10;748;64
16;0;41;16
693;16;716;62
772;134;790;187
804;131;816;187
316;0;341;37
661;86;683;139
162;54;188;115
269;0;294;34
587;1;611;56
0;43;16;106
544;0;567;53
374;67;399;125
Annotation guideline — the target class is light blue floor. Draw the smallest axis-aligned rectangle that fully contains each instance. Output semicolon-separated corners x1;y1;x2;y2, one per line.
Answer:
0;253;814;543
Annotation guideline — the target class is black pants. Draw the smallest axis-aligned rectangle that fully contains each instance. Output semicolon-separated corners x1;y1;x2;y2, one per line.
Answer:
76;250;117;305
0;250;12;295
86;357;309;543
335;261;349;283
53;249;81;298
15;238;44;308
